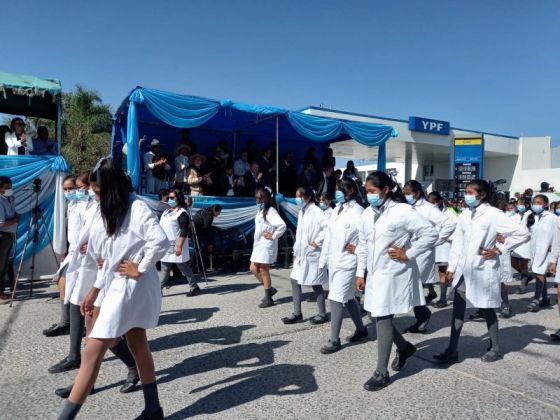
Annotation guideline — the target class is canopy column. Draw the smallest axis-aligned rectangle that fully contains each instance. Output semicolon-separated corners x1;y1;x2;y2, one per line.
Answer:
275;115;279;193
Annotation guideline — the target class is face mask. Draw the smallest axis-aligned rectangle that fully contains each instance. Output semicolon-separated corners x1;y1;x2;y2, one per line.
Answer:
88;189;96;199
168;199;177;207
464;194;479;208
367;193;383;207
1;189;13;197
64;191;77;201
555;209;560;216
516;205;526;213
334;190;345;203
75;188;85;200
256;202;265;210
405;194;416;205
507;210;516;216
295;197;304;207
531;204;544;214
319;202;328;210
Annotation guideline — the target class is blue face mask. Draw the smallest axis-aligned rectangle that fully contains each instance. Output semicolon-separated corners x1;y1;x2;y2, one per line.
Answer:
75;188;85;200
334;190;345;203
405;194;416;205
517;205;526;213
464;194;480;208
88;189;96;199
555;209;560;216
64;191;77;201
531;204;544;214
168;199;177;207
367;193;383;207
257;202;265;210
319;202;328;210
295;197;304;207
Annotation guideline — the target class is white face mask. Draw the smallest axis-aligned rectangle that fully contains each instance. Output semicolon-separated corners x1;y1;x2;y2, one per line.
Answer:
1;189;13;197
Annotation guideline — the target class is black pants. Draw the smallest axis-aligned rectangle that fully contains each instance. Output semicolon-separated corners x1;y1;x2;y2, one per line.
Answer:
0;232;15;292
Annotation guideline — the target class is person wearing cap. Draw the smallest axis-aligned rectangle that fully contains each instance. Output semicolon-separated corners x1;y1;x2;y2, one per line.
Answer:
143;139;170;194
174;144;191;193
5;117;34;155
187;154;212;196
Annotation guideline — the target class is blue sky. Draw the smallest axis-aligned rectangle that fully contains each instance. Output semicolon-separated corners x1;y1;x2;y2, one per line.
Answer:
4;0;560;144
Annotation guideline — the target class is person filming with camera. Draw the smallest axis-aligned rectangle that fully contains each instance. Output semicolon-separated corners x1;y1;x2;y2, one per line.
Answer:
0;176;19;304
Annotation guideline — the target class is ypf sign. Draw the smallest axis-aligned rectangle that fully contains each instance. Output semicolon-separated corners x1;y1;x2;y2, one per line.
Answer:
408;116;450;135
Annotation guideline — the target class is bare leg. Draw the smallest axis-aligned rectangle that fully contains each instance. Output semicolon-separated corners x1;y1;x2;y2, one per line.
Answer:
59;276;66;301
260;265;272;289
250;262;263;284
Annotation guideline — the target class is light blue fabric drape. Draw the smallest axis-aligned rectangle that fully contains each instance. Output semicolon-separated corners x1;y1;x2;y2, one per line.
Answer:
287;112;343;141
127;100;141;189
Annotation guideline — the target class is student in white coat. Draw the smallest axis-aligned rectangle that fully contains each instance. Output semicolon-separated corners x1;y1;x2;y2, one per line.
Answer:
54;173;139;399
494;202;518;319
526;195;555;312
434;180;530;365
58;158;169;420
249;188;287;308
281;186;328;325
512;198;533;294
158;188;199;296
319;192;335;220
547;215;560;341
44;175;82;340
357;172;439;391
402;180;456;333
318;179;368;354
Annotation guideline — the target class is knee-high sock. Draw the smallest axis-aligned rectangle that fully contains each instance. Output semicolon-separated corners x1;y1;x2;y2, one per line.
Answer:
375;315;394;375
439;283;448;303
110;338;137;369
413;305;431;322
448;285;467;353
141;381;161;414
345;298;365;331
329;301;344;342
501;286;510;306
482;308;500;353
392;325;408;351
542;278;548;300
68;303;84;362
534;279;545;301
59;301;70;327
427;284;436;294
58;401;82;420
290;279;302;316
312;285;326;316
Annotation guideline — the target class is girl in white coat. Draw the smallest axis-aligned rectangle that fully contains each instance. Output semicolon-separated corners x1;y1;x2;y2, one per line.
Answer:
58;158;169;420
494;202;518;319
357;172;439;391
547;216;560;340
249;188;287;308
281;186;328;325
318;179;368;354
512;198;533;294
526;195;555;312
402;180;456;333
319;192;335;219
434;180;530;365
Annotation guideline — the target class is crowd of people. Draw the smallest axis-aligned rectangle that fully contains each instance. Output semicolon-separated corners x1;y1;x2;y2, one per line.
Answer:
1;143;560;418
1;117;59;155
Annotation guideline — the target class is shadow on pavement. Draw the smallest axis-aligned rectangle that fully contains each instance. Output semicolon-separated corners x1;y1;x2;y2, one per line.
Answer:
158;307;219;325
167;363;318;418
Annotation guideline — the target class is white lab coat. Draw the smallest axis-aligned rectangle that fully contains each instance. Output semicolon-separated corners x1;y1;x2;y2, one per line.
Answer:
498;211;517;283
174;155;189;183
64;199;100;305
319;200;364;303
159;207;190;263
511;211;532;259
357;201;438;317
412;199;456;284
53;199;85;282
290;203;328;286
89;197;169;339
529;211;556;275
448;203;530;309
144;151;171;194
4;132;34;155
435;207;459;264
548;217;560;284
250;206;287;264
322;206;333;220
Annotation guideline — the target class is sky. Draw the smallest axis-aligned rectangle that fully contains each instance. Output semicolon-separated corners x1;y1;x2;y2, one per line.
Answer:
4;0;560;144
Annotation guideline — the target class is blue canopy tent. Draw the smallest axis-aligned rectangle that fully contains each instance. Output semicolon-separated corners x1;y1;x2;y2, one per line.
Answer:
112;87;398;193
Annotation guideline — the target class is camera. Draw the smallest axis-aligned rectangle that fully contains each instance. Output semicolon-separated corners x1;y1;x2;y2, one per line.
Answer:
32;178;42;193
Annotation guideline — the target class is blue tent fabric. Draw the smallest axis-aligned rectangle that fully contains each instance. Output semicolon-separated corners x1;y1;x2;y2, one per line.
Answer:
117;87;398;190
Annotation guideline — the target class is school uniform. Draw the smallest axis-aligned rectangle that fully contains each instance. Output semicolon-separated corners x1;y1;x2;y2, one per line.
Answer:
89;197;169;339
319;200;364;303
498;211;518;284
160;208;190;264
54;199;85;282
511;211;532;260
357;201;439;317
529;211;556;276
250;207;287;265
435;207;459;265
549;217;560;285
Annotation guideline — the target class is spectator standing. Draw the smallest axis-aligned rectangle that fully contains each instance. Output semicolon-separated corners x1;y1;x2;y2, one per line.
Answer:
0;176;18;304
5;117;33;155
243;162;264;197
187;154;212;196
143;139;170;194
174;145;191;192
297;161;319;197
279;152;298;197
316;164;336;198
32;126;58;155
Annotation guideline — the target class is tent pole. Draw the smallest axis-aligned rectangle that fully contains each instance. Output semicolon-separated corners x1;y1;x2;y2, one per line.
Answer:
56;98;63;154
275;116;279;194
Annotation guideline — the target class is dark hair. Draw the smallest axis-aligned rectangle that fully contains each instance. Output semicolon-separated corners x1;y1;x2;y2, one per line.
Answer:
77;171;91;187
527;194;549;227
63;174;77;184
428;191;442;202
159;188;169;201
365;171;406;203
336;178;360;203
296;185;316;204
320;192;335;208
404;180;426;199
0;176;12;188
92;158;130;237
168;188;186;208
10;117;24;132
212;204;222;212
255;188;274;221
467;179;495;206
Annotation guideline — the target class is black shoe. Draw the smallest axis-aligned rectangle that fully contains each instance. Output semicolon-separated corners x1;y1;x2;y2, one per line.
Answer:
48;357;80;374
134;407;164;420
55;384;95;399
186;285;200;297
527;299;540;312
539;298;551;308
550;329;560;341
309;314;328;325
320;339;341;354
363;370;390;391
258;299;275;308
433;300;448;309
43;323;70;337
481;350;503;362
281;313;303;324
391;342;416;371
346;328;368;343
425;290;438;305
433;349;459;365
270;287;278;297
120;367;140;393
469;309;485;320
499;305;513;319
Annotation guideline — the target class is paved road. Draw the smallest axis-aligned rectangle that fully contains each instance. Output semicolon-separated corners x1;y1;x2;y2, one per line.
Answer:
1;269;560;419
